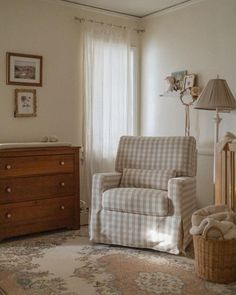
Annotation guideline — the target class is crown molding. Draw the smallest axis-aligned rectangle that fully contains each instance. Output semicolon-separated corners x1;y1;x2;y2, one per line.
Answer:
41;0;206;22
54;0;140;20
141;0;206;20
42;0;205;21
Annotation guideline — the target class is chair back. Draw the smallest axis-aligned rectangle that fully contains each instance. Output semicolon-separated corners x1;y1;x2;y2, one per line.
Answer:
115;136;197;177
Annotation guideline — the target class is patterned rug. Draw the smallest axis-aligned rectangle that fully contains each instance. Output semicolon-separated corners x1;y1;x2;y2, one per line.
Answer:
0;227;235;295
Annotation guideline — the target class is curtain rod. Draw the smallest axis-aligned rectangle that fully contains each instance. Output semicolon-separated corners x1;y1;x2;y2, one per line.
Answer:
74;17;145;33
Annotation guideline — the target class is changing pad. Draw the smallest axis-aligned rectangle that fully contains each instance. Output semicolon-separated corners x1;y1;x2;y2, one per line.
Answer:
0;142;72;150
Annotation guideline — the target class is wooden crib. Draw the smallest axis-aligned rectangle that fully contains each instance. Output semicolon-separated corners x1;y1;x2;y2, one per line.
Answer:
215;142;236;211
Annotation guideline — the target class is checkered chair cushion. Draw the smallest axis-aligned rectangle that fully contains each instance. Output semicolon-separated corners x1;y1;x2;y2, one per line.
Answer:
102;187;169;216
120;168;176;190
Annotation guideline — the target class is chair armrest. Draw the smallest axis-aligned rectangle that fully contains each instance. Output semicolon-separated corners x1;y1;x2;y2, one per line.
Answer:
93;172;122;193
168;177;196;216
91;172;122;209
90;172;122;236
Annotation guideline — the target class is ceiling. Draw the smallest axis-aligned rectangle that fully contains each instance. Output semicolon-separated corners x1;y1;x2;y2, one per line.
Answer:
61;0;193;18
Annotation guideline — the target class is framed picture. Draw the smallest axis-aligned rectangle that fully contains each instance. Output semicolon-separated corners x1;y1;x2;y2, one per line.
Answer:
6;52;43;86
14;89;37;117
171;70;187;91
183;74;195;89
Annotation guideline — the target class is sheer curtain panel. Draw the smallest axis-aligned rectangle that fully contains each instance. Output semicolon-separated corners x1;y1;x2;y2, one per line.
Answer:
81;22;137;205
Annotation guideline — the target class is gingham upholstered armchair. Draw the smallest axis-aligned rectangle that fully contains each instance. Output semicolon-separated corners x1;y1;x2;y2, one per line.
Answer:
90;136;197;254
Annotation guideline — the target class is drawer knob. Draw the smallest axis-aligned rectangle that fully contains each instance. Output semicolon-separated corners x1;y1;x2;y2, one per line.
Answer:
60;205;65;210
6;187;11;193
60;161;65;166
60;182;65;187
6;213;12;219
5;164;11;170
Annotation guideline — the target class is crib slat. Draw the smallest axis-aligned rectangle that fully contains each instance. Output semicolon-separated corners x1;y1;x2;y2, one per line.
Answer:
216;143;236;211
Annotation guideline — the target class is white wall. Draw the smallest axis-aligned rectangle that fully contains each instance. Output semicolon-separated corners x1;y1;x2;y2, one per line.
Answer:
0;0;139;145
140;0;236;207
0;0;79;143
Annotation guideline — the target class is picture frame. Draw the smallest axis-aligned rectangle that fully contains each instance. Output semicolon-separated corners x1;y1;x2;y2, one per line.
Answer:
183;74;195;90
6;52;43;86
14;89;37;117
171;70;187;91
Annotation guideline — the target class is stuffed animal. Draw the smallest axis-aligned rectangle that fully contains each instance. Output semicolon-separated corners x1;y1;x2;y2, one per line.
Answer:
165;76;178;92
224;131;236;141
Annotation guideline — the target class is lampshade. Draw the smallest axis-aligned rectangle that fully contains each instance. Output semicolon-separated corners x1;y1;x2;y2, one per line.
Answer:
194;78;236;110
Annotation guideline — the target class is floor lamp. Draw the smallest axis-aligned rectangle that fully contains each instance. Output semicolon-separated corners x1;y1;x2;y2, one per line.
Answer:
194;78;236;202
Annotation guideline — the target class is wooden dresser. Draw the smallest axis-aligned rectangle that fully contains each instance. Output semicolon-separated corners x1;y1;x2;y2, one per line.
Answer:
0;146;80;240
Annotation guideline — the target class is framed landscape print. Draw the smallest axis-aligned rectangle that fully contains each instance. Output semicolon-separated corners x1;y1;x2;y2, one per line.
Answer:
6;52;43;86
14;89;37;117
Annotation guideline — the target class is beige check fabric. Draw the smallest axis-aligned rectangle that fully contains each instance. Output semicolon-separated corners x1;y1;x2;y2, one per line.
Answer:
168;177;197;250
120;168;176;190
90;136;197;254
102;187;169;216
115;136;197;177
98;211;182;254
90;172;122;240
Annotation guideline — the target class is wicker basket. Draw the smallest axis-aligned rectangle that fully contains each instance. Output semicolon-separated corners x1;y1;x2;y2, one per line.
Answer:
193;226;236;283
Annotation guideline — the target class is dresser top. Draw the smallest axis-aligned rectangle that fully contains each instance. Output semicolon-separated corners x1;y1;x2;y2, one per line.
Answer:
0;142;72;150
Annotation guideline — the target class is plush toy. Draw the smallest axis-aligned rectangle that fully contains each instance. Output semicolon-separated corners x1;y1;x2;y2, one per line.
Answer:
224;131;236;141
165;76;178;92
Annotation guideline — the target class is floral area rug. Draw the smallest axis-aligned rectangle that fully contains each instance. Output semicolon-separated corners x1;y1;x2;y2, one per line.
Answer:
0;227;235;295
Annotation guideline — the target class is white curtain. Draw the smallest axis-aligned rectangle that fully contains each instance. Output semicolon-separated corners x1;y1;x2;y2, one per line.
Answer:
81;22;136;203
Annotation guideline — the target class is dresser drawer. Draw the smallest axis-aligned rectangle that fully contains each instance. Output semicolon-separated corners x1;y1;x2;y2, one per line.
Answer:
0;154;74;177
0;174;75;204
0;196;74;225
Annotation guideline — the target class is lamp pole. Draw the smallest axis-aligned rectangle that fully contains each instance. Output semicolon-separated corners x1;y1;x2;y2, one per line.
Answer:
213;108;222;144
